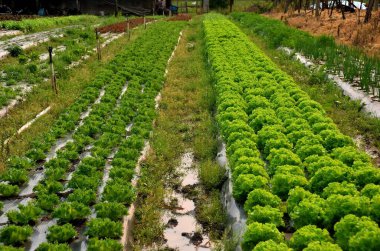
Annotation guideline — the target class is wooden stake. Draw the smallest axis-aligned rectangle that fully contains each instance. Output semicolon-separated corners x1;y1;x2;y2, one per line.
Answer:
95;28;101;61
127;22;131;40
144;16;146;29
48;46;58;95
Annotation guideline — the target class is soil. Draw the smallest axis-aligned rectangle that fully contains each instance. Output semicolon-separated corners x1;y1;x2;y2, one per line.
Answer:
97;17;155;33
265;10;380;56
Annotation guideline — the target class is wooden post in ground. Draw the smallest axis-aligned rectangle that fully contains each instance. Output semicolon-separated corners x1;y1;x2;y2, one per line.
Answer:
127;22;130;40
95;28;101;61
48;47;58;95
144;15;147;29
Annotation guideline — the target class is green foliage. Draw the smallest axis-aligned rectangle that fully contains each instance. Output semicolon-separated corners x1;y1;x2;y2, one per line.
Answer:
247;205;284;227
322;182;359;198
47;224;77;243
334;214;379;250
67;189;97;205
86;218;122;239
36;243;71;251
102;181;135;204
309;166;351;193
361;184;380;198
95;202;127;221
242;222;283;251
233;174;269;202
289;225;333;251
290;196;326;228
7;46;24;57
267;148;302;176
87;238;123;251
244;189;281;211
199;159;226;190
348;227;380;251
36;193;60;211
0;183;20;197
324;195;370;228
271;173;308;200
303;241;342;251
253;240;290;251
0;245;23;251
53;202;91;223
0;225;33;246
7;202;42;225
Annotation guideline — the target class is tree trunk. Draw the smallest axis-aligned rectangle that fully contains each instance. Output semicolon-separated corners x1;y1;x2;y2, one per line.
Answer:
114;0;118;17
329;0;335;17
316;0;320;16
365;0;375;23
374;0;378;11
284;0;292;13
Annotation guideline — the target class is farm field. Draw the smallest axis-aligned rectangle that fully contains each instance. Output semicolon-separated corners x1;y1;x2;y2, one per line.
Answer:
0;9;380;251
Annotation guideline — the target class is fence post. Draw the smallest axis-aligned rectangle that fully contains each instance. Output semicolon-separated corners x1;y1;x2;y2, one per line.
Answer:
127;22;131;40
95;28;101;61
48;46;58;94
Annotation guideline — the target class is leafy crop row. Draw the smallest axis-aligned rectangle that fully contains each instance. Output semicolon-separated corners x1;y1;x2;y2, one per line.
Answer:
204;14;380;251
0;15;99;32
0;20;186;250
232;13;380;99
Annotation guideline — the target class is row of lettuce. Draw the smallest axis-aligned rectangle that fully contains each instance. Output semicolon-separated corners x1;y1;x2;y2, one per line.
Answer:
232;13;380;97
0;15;101;32
204;14;380;251
0;26;98;108
0;20;186;250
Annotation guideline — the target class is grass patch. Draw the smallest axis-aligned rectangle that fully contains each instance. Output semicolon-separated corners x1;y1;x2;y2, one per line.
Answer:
133;16;227;249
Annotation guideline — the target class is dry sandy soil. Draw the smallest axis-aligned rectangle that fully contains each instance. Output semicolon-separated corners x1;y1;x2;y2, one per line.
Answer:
265;9;380;56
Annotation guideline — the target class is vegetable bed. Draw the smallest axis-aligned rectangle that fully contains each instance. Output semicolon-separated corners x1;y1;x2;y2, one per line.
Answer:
0;20;186;250
204;14;380;251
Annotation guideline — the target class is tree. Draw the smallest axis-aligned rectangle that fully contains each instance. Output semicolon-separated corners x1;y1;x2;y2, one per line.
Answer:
47;224;77;243
364;0;376;23
242;222;284;251
289;225;333;251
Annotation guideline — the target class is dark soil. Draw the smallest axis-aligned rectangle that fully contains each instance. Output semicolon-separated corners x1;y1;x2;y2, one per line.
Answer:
97;17;155;33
